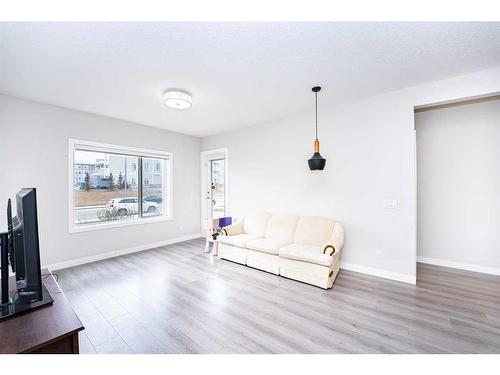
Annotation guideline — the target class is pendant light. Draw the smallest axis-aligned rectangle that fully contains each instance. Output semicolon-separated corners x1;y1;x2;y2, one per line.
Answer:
308;86;326;170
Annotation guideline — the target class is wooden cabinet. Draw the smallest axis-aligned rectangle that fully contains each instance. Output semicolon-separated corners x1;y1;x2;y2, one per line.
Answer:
0;269;84;354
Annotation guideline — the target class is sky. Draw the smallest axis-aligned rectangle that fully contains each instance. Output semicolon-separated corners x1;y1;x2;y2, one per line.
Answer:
74;150;107;164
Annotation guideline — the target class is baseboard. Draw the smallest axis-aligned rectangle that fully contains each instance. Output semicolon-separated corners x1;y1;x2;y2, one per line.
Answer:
340;261;417;285
417;256;500;276
44;233;203;271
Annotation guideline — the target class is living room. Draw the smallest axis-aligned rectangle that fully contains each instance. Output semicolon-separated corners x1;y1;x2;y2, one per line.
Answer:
1;1;500;373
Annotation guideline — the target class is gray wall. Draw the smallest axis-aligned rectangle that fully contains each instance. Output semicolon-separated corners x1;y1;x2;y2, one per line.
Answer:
1;65;500;279
0;95;201;266
201;92;418;283
202;67;500;283
416;99;500;271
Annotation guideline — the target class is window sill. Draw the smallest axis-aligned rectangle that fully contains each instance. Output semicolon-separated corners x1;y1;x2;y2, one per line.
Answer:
69;215;173;234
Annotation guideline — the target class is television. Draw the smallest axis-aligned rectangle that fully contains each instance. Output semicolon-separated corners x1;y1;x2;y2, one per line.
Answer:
0;188;53;320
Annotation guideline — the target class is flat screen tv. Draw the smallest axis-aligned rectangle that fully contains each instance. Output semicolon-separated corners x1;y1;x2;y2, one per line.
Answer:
1;188;53;320
12;188;44;302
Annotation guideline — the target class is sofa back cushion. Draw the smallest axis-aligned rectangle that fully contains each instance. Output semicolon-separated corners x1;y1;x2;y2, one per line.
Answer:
265;215;299;243
243;212;271;236
294;216;335;246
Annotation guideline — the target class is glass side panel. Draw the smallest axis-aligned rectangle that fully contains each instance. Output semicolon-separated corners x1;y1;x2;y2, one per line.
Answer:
210;158;225;219
142;158;165;218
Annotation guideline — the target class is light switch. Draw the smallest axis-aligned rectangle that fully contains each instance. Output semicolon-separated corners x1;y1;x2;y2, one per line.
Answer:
383;199;398;209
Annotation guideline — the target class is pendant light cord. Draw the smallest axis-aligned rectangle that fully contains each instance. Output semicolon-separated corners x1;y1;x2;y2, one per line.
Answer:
315;91;318;140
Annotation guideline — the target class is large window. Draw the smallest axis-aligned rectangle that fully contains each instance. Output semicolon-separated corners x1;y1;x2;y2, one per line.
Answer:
69;140;172;232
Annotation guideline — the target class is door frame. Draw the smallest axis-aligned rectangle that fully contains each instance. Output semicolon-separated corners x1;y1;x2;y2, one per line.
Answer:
200;148;229;232
413;93;500;278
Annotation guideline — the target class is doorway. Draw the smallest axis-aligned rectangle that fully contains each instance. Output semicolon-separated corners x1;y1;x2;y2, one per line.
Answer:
415;95;500;276
200;149;228;226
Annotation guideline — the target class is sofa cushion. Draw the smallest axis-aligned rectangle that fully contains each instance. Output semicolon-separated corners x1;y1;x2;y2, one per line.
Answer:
218;233;261;248
294;217;335;246
279;244;334;267
265;215;299;242
243;213;271;236
246;238;289;255
218;243;247;265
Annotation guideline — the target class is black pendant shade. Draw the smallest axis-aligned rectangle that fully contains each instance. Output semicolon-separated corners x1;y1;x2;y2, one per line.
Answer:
308;152;326;170
308;86;326;171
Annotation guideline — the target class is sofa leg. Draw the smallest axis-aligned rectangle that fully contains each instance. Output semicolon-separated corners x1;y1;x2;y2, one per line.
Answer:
327;268;340;289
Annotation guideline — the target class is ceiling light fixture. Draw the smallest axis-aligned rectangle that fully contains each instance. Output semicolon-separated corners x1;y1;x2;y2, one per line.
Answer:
163;90;192;110
308;86;326;171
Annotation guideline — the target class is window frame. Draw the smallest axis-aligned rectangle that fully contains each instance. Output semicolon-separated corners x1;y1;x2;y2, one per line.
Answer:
68;139;173;233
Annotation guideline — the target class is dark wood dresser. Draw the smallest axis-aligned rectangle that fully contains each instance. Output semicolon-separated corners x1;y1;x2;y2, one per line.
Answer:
0;269;84;354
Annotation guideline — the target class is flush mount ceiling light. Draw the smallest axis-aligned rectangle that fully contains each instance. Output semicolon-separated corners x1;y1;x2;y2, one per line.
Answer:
163;90;192;110
308;86;327;171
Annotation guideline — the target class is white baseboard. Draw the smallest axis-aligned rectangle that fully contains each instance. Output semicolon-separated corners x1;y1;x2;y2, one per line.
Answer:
44;233;203;271
340;261;417;285
417;256;500;276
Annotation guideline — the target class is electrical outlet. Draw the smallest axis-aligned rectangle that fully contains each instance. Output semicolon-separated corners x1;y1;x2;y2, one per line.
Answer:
375;249;383;259
383;199;398;209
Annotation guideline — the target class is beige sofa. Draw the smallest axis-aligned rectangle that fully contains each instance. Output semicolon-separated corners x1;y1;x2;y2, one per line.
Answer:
217;213;345;289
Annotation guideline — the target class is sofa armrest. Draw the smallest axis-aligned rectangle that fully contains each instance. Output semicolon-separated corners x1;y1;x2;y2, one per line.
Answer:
322;222;345;256
221;218;244;236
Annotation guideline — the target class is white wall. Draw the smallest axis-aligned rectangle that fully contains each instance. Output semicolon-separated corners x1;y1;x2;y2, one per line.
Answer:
0;95;201;267
416;99;500;274
202;66;500;284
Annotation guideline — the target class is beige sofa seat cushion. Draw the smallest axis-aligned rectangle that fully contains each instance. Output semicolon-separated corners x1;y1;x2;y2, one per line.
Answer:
218;243;247;265
294;217;335;246
264;215;299;242
243;213;271;236
246;238;289;255
218;233;261;248
279;244;334;267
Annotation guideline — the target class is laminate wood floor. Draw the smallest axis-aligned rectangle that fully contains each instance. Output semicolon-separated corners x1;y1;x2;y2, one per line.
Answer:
56;238;500;354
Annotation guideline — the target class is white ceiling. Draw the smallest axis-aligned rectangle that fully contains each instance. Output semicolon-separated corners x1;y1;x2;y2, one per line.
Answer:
1;22;500;137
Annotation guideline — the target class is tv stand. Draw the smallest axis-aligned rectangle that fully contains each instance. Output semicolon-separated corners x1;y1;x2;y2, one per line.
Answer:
0;269;84;353
0;282;54;321
0;232;54;320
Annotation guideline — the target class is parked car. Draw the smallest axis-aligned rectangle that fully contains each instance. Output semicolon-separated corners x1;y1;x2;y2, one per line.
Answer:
106;198;159;215
143;195;163;204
